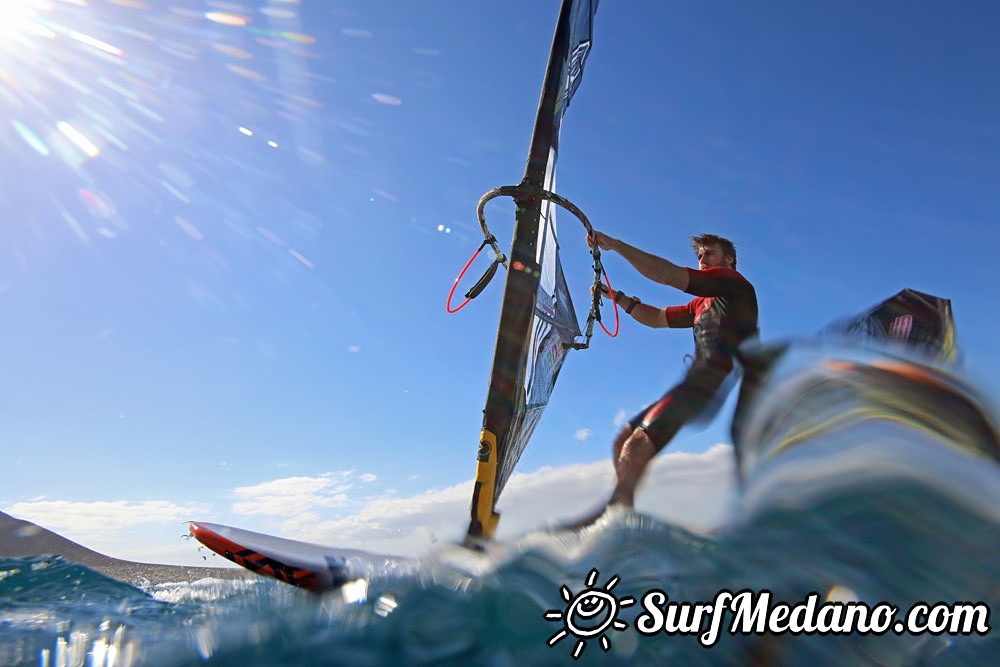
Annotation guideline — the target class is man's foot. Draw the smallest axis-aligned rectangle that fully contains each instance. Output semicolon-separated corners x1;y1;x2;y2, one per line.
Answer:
552;500;629;534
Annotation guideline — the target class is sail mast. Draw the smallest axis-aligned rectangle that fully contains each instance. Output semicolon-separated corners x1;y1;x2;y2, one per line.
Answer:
467;0;588;542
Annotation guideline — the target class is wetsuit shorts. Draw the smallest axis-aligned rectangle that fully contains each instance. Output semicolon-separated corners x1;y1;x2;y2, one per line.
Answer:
628;363;732;452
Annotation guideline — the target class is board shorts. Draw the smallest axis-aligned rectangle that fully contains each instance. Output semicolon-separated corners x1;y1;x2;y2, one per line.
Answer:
628;363;733;452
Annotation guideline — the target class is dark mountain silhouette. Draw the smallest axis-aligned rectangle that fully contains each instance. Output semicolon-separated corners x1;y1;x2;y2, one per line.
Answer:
0;511;249;585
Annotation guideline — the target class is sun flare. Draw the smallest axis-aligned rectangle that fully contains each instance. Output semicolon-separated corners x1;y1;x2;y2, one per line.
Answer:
0;0;52;40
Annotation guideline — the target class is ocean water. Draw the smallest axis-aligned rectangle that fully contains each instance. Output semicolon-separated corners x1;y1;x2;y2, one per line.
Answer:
3;349;999;666
3;484;998;665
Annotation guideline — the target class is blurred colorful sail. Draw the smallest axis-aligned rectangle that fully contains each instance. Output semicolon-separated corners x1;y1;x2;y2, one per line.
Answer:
733;288;998;502
467;0;598;542
732;289;964;472
823;288;957;363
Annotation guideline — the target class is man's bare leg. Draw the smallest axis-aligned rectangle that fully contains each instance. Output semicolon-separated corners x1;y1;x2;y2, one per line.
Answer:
608;427;657;507
558;426;658;531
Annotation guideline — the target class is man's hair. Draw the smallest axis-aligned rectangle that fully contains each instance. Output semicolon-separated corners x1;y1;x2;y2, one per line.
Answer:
690;233;737;269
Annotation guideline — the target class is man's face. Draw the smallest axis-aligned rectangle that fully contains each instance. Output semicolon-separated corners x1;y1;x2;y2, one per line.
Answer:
696;244;733;270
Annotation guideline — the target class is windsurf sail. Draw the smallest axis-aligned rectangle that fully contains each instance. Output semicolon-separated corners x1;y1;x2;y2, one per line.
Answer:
466;0;600;542
734;287;998;501
732;288;961;468
822;288;957;363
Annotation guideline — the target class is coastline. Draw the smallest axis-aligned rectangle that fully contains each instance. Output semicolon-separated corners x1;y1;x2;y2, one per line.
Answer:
0;511;252;587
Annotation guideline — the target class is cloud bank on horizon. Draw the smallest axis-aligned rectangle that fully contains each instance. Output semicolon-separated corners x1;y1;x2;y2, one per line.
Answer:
3;444;736;565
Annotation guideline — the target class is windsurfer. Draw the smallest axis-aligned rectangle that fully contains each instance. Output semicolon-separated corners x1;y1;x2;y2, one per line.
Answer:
569;232;761;526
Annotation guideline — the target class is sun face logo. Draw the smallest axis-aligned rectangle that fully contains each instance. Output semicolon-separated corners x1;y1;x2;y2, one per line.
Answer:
544;568;635;659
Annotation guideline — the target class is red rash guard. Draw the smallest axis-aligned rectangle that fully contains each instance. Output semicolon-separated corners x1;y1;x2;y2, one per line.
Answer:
663;267;759;370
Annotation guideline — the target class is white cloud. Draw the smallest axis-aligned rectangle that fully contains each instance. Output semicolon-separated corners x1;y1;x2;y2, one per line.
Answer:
231;472;354;516
574;428;592;441
613;408;629;426
347;345;361;353
4;500;206;549
277;444;737;557
4;447;738;567
495;443;736;539
359;473;377;483
7;500;203;531
280;480;474;555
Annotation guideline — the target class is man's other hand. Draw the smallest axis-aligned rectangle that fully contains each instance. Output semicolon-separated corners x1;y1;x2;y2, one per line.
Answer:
591;283;613;298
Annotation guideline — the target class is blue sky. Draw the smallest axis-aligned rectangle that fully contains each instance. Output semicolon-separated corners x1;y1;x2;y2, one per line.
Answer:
2;0;998;565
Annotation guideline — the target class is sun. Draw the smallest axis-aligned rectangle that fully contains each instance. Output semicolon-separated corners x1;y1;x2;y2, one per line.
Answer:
0;0;48;40
544;568;635;660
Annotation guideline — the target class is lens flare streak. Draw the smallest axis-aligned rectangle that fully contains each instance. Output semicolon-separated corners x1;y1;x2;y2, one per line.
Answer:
160;179;190;205
289;249;314;269
13;119;51;155
89;123;127;151
175;216;203;241
56;121;100;157
257;227;284;247
205;12;250;27
125;98;164;123
45;66;92;96
97;75;139;102
59;208;90;244
0;67;23;91
68;30;124;57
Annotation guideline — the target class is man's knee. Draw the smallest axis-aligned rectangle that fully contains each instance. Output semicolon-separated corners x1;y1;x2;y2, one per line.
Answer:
612;424;633;458
618;428;657;466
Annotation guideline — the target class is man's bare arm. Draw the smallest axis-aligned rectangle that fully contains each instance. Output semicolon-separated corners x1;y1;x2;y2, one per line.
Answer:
626;302;668;328
589;231;689;292
595;285;669;329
